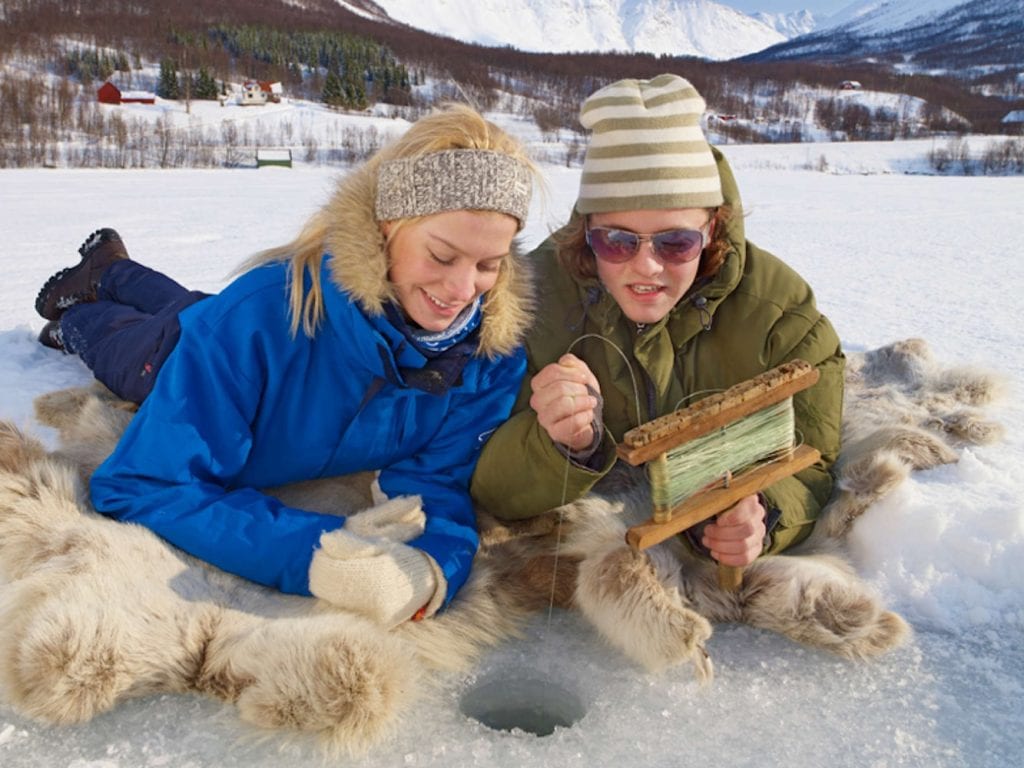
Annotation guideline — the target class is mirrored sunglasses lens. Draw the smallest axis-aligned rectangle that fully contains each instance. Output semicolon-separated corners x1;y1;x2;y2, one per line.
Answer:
589;229;638;262
653;230;704;263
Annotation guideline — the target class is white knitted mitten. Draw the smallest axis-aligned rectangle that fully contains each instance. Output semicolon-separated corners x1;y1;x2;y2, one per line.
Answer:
308;528;445;628
344;495;425;542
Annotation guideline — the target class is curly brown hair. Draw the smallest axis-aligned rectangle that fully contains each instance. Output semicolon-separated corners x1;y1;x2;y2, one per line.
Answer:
554;206;734;283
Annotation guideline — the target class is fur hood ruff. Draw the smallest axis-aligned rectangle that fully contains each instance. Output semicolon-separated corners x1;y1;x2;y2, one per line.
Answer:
322;161;534;359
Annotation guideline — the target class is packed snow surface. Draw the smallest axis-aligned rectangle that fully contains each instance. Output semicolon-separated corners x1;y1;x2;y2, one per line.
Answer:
0;136;1022;767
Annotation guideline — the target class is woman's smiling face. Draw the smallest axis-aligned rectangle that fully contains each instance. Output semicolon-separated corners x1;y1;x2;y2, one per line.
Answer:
385;209;518;331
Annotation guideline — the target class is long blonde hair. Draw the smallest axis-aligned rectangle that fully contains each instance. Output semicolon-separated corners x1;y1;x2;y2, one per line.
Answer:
245;104;536;337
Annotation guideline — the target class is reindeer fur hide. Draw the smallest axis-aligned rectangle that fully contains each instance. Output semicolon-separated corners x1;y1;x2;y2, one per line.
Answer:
0;338;1004;755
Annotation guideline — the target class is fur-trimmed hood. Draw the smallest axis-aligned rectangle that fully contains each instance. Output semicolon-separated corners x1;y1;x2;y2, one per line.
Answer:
322;160;534;359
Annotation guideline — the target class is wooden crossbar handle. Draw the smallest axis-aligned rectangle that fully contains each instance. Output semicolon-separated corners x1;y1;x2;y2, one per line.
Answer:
625;445;820;550
625;444;821;589
718;564;744;591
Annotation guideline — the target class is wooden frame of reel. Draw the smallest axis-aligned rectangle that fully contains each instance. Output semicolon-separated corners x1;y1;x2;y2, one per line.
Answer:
617;360;822;591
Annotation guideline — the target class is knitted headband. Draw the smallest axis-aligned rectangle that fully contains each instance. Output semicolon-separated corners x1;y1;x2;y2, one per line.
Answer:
375;149;533;230
577;73;724;214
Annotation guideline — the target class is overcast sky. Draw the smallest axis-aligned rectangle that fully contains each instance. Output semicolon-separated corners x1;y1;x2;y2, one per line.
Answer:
727;0;853;16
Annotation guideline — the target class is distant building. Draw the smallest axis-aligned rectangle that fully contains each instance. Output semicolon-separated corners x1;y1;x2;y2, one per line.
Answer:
1002;110;1024;134
839;80;862;90
97;82;156;105
240;81;282;106
256;148;293;168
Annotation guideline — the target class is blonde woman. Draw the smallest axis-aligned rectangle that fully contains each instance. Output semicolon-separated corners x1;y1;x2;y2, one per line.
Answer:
33;105;537;628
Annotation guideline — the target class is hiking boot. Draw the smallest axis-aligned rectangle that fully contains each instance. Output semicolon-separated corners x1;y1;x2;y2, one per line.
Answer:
38;319;66;352
35;228;129;320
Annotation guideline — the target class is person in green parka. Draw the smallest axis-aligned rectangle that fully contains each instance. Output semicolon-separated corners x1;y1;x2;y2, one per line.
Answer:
471;73;844;569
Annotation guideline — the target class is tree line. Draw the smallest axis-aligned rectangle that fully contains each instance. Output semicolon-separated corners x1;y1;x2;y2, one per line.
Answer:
1;0;1022;169
0;69;404;169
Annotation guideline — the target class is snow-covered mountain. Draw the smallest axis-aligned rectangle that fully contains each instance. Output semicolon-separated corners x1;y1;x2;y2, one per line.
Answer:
746;0;1023;73
751;9;818;37
817;0;968;33
335;0;788;61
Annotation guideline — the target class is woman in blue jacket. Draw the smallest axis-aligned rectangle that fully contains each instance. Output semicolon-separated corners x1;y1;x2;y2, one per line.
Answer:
32;105;537;628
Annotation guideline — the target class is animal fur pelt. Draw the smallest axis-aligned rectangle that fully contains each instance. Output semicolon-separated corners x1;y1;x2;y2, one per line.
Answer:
0;338;1004;754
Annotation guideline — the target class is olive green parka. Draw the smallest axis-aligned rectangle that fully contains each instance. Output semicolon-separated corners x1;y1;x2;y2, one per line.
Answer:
471;148;844;554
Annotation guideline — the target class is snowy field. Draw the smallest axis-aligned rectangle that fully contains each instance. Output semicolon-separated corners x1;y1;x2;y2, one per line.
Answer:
0;141;1022;767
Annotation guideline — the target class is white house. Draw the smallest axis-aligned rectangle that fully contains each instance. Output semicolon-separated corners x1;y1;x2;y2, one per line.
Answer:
240;81;283;106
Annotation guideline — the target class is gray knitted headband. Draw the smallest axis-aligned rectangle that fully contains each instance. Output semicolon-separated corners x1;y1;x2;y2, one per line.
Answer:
375;149;533;229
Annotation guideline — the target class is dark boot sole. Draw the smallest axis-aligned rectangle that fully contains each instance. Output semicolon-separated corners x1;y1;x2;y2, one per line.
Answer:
35;229;127;320
78;228;123;258
35;265;78;320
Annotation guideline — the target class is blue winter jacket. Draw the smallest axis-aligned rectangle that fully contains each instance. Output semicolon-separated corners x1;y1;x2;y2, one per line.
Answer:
90;259;527;606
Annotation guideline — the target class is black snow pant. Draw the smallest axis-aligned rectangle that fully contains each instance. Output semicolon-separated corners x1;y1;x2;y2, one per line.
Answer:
60;260;209;404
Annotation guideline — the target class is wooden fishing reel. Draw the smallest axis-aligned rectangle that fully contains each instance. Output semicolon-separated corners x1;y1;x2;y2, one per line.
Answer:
617;360;822;591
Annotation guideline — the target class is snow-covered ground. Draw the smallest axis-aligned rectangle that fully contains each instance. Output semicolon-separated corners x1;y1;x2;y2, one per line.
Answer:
0;138;1022;766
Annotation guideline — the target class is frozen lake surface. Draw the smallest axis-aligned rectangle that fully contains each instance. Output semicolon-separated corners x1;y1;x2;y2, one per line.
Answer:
0;143;1022;767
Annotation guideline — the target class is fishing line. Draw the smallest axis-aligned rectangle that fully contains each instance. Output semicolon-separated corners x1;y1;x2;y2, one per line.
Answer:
545;332;642;629
649;398;796;511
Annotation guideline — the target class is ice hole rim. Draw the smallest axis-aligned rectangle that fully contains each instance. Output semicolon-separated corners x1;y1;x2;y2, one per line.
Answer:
459;673;588;737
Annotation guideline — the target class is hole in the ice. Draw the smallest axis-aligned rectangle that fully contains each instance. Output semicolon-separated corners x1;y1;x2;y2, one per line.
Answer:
460;676;586;737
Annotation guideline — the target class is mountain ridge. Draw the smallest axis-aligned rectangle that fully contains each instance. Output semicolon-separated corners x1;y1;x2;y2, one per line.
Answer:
747;0;1024;76
338;0;791;60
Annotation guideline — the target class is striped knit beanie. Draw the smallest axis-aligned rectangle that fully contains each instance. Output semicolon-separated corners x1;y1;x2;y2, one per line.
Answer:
577;74;723;214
